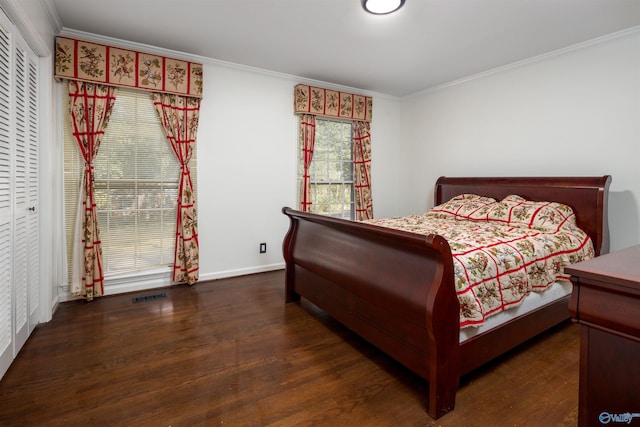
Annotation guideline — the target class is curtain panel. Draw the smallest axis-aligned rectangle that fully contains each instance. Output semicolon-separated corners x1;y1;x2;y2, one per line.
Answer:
55;36;203;98
68;80;118;300
299;114;316;212
152;93;201;285
353;121;374;220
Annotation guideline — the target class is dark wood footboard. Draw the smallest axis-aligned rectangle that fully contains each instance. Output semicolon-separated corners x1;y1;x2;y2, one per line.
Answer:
282;175;611;419
282;208;461;417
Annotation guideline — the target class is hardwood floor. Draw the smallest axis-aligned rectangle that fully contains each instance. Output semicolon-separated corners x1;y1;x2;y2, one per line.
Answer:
0;270;579;426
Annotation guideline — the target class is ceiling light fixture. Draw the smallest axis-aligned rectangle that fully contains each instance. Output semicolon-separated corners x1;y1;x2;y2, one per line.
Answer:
362;0;405;15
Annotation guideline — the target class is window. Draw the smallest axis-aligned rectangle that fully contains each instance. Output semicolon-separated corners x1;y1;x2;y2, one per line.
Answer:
64;87;197;281
301;118;353;219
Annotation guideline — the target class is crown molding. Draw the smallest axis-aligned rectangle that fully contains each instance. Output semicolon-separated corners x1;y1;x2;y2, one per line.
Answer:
58;27;397;101
40;0;63;34
58;28;205;63
0;0;52;56
405;25;640;100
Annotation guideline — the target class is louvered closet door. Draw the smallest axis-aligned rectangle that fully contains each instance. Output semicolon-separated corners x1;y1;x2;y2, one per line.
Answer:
0;9;39;379
0;9;14;378
26;51;38;333
12;32;30;353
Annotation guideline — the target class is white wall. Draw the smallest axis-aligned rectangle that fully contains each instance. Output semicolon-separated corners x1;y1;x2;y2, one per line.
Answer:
369;94;402;219
398;29;640;252
197;63;402;280
196;65;296;280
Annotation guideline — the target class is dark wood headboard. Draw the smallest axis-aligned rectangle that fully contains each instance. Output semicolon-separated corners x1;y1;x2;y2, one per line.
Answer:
434;176;612;256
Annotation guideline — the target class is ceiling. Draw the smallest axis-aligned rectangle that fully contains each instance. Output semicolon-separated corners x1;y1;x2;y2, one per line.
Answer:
47;0;640;97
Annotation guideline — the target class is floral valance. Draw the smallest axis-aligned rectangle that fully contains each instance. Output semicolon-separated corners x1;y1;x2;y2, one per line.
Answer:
294;84;372;122
55;36;203;98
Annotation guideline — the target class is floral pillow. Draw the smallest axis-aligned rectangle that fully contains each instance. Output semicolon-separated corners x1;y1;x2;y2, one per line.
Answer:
427;194;497;220
427;193;578;233
499;194;578;232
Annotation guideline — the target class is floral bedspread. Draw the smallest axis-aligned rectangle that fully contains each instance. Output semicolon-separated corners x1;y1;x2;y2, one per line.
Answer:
364;194;594;328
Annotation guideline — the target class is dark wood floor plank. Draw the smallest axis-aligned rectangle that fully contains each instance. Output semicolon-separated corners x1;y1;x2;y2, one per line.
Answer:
0;270;579;426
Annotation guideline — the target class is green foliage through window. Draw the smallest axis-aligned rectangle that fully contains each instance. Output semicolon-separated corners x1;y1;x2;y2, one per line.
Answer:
304;119;353;219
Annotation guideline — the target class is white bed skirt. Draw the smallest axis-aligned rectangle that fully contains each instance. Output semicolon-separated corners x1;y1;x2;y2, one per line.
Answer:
459;280;573;343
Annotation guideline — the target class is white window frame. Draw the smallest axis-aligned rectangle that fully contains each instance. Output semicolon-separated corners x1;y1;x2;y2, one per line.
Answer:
300;118;354;220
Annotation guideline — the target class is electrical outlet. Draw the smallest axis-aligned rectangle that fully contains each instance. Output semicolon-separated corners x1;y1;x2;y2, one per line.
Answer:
259;242;267;253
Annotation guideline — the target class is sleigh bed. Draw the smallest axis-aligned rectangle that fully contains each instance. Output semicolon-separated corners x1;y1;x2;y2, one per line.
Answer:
282;176;611;419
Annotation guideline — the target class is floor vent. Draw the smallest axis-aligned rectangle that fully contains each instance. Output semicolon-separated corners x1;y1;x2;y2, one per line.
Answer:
132;292;167;304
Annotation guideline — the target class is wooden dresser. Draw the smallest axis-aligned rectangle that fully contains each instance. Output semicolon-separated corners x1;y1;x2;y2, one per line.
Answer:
566;245;640;427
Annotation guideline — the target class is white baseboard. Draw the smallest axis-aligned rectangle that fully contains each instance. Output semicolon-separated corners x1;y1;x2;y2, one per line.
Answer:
58;263;286;302
198;263;285;283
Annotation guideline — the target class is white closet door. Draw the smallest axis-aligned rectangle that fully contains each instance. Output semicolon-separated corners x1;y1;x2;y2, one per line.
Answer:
0;8;39;378
12;33;28;353
26;54;38;333
0;9;13;378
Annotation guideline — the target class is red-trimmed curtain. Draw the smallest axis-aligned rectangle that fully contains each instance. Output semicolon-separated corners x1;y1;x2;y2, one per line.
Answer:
300;114;316;212
353;121;373;221
68;81;118;300
152;93;201;284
